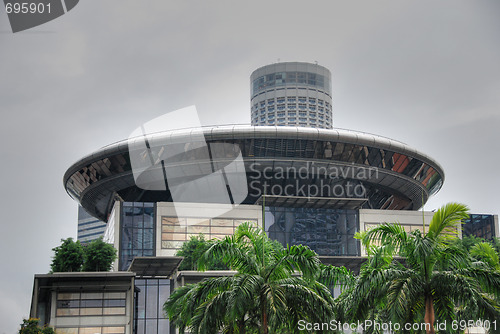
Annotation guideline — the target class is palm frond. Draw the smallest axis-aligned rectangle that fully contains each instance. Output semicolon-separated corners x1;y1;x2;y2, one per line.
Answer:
470;242;500;270
360;222;408;255
427;202;469;240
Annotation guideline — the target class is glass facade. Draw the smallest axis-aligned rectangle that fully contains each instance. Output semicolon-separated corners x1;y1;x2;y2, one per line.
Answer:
78;205;107;243
463;214;496;240
119;202;156;271
250;63;333;129
265;207;360;256
55;327;125;334
56;291;127;317
134;279;171;334
66;134;444;220
161;216;258;250
251;96;332;128
252;71;330;95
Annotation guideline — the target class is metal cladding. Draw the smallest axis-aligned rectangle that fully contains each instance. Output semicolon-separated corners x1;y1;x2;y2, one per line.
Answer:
64;125;444;221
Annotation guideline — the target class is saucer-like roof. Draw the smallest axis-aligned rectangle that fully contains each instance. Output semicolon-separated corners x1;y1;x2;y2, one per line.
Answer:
64;125;444;221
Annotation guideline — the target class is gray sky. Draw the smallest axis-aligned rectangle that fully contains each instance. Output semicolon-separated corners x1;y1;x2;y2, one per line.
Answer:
1;1;499;332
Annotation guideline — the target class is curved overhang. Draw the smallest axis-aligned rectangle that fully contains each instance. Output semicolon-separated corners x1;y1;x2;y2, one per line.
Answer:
64;125;445;221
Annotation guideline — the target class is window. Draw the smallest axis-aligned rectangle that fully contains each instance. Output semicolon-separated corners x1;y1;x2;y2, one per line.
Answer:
287;104;296;110
277;98;285;104
299;112;307;117
56;292;126;317
287;97;296;103
161;217;257;249
309;98;316;104
135;279;170;334
120;202;155;271
275;73;284;84
298;104;307;110
297;72;306;84
309;105;316;111
288;112;296;116
298;96;307;103
307;73;316;86
267;99;274;105
55;328;125;334
318;99;324;106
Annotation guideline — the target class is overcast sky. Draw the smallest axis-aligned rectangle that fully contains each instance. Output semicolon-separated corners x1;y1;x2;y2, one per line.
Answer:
1;1;499;332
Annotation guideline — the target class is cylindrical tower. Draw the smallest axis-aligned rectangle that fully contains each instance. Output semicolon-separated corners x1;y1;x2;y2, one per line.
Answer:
250;62;332;129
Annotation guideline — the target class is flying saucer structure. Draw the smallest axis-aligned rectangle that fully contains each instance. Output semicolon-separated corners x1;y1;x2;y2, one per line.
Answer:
64;125;444;222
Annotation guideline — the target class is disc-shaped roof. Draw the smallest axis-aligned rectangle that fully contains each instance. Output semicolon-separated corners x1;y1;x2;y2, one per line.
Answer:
64;125;444;221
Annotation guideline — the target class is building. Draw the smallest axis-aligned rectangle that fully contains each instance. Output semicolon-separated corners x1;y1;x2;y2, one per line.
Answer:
30;62;498;333
251;62;333;128
30;272;135;334
78;205;107;243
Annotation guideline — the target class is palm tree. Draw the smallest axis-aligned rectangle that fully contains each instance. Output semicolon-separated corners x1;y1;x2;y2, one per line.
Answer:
164;222;344;334
470;241;500;272
348;202;500;334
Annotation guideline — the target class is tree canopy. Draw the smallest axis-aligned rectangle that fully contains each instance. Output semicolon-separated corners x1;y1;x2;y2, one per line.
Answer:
50;238;84;273
82;238;117;272
165;222;349;334
50;237;116;273
176;234;226;271
19;319;55;334
340;202;500;334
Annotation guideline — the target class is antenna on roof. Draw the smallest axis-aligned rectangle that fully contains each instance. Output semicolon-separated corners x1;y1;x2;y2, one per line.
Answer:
315;60;318;65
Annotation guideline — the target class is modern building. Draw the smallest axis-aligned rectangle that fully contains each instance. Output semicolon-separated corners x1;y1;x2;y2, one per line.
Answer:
251;62;333;128
78;205;107;243
29;62;498;333
30;272;135;334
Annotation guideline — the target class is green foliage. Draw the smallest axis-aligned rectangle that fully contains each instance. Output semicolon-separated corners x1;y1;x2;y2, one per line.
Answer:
343;203;500;333
470;241;500;271
461;235;500;254
19;318;55;334
82;238;117;272
50;237;116;273
461;235;485;250
50;238;83;273
165;222;350;334
176;234;226;271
